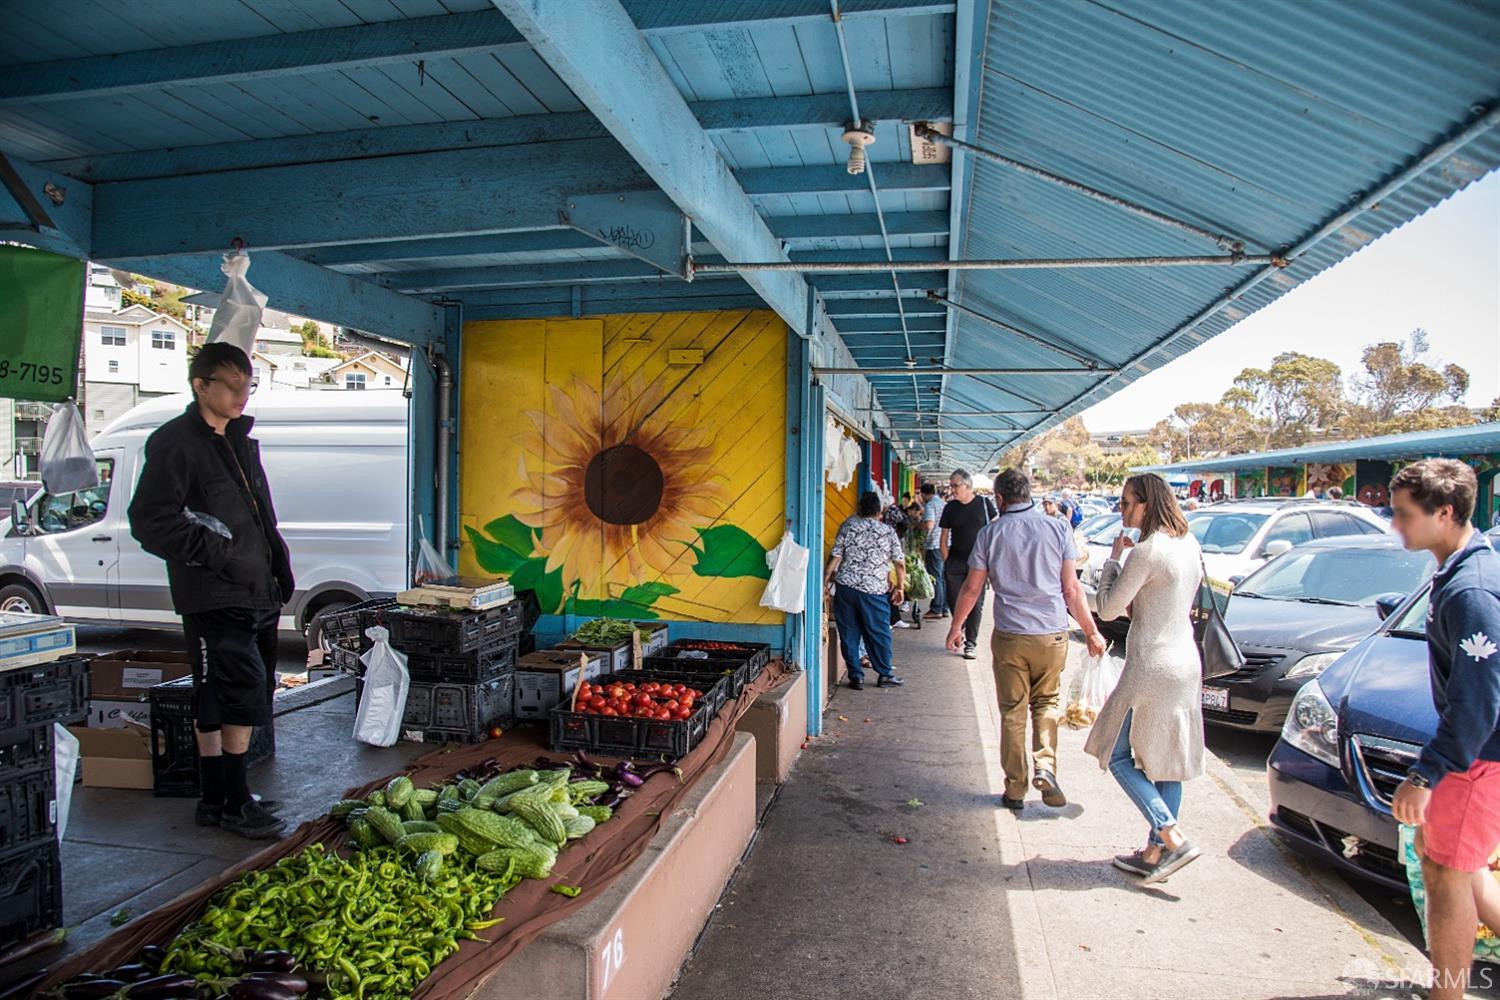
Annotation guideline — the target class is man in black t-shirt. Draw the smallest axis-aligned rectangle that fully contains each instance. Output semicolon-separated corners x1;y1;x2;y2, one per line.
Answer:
940;469;998;658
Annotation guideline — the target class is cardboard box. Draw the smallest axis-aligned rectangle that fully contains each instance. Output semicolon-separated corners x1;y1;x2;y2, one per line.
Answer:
87;650;193;730
66;724;154;790
514;649;606;719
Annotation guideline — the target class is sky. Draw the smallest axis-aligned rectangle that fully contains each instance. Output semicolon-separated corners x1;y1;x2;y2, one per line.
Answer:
1079;170;1500;433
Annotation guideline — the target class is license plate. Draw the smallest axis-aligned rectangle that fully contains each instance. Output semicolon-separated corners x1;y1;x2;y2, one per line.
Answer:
1201;686;1229;711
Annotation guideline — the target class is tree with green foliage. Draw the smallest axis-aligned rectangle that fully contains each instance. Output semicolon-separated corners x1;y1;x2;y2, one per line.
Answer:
1225;351;1345;449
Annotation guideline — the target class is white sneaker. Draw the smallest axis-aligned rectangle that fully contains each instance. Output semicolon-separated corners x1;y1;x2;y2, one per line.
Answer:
893;621;911;629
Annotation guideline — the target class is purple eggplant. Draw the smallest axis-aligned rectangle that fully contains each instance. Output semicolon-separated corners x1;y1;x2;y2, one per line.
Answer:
237;950;297;973
122;975;203;998
634;762;683;783
243;972;309;995
59;981;129;999
111;963;158;982
613;762;645;788
137;944;170;968
227;981;299;1000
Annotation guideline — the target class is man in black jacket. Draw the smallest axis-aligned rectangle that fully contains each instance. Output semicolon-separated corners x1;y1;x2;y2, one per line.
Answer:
128;343;293;839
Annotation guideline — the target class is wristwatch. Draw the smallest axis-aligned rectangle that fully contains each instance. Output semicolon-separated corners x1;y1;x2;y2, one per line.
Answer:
1405;768;1432;790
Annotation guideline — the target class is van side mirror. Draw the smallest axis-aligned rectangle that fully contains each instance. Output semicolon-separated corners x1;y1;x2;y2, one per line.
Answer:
1374;593;1406;620
10;499;28;535
1263;539;1294;558
1228;575;1245;589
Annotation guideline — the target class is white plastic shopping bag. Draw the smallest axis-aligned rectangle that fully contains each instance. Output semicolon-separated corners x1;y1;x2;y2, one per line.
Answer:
206;251;268;357
39;401;97;495
353;626;410;747
1064;650;1123;729
53;723;79;840
760;531;810;613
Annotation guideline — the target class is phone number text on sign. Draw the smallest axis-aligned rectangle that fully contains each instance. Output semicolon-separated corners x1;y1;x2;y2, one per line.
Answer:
0;361;67;386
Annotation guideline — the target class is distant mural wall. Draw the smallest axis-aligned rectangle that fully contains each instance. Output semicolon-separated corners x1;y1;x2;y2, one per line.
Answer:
459;310;788;626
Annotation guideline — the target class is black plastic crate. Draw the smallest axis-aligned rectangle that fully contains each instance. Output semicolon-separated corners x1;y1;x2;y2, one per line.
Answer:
518;633;537;657
149;677;275;798
641;653;752;698
399;672;515;743
0;725;53;775
328;640;364;675
386;602;526;657
320;598;399;647
548;670;726;759
0;841;61;951
0;657;88;743
0;766;54;859
407;637;518;685
643;641;770;697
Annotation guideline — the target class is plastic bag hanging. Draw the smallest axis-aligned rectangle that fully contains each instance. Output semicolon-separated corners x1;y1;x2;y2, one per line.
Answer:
38;401;97;495
1064;650;1123;729
353;625;410;747
206;250;267;357
413;516;450;585
760;530;810;613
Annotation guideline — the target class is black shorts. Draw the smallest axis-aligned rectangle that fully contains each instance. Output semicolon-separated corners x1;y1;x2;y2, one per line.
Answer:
182;607;279;730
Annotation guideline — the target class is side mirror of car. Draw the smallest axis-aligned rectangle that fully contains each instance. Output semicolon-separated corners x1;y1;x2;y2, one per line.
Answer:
1227;575;1245;589
1374;592;1406;620
10;499;28;536
1263;539;1294;558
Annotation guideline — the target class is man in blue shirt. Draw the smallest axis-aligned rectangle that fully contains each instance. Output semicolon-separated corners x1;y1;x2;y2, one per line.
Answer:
1388;459;1500;1000
948;470;1106;810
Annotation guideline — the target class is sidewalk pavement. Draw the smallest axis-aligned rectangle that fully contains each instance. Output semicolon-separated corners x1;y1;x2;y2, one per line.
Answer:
671;607;1440;1000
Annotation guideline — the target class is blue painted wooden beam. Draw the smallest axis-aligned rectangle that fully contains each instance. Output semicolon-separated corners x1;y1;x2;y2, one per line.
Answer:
90;140;654;258
1;2;949;105
106;252;445;346
494;0;829;341
290;210;949;270
0;154;91;259
458;279;759;309
825;299;946;318
739;162;951;197
465;294;768;320
46;89;951;184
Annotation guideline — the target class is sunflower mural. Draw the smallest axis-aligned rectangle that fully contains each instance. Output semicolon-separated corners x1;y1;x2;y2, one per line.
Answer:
459;311;788;624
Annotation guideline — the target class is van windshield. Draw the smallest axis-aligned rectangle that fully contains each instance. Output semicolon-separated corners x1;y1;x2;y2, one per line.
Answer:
1188;510;1268;554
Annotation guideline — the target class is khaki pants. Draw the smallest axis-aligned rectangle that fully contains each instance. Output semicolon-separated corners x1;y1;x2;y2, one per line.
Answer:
991;629;1069;799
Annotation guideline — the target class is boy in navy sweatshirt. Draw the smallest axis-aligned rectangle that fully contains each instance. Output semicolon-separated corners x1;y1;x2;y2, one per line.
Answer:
1389;458;1500;1000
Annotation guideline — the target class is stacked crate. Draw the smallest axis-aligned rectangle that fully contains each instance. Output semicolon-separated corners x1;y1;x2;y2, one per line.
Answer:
0;656;89;949
147;676;276;798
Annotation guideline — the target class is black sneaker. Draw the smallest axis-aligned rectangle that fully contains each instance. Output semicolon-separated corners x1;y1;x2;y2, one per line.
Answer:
1141;841;1201;885
196;796;281;827
876;674;904;688
847;678;865;691
1112;850;1157;877
219;800;287;840
1000;795;1025;811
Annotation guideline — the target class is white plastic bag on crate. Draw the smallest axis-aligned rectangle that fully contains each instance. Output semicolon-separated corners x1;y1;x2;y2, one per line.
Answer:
760;531;810;613
39;401;97;495
1064;650;1123;729
353;625;410;747
53;723;79;840
205;251;268;357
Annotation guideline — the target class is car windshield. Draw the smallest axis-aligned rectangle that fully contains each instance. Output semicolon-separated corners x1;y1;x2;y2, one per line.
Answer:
1387;588;1431;637
1188;510;1269;554
1234;546;1436;605
1084;514;1124;543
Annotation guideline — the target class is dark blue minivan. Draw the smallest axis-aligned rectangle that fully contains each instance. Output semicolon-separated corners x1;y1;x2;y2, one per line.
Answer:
1267;583;1437;891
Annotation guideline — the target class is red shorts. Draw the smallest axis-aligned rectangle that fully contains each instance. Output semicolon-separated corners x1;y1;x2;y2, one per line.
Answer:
1422;759;1500;871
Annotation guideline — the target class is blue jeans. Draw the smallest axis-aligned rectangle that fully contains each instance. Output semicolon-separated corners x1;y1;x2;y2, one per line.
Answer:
833;584;895;682
924;548;947;613
1108;710;1183;845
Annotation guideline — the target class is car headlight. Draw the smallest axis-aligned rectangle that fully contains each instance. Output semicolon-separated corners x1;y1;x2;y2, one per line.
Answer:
1284;651;1343;680
1280;681;1340;767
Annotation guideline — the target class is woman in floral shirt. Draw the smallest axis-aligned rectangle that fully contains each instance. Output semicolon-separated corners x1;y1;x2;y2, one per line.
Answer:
823;491;907;690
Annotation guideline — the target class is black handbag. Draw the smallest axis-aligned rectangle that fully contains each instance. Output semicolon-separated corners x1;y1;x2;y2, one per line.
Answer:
1192;551;1245;680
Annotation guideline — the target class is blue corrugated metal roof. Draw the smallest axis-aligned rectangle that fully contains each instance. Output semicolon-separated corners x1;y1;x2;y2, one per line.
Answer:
0;0;1495;470
1139;423;1500;474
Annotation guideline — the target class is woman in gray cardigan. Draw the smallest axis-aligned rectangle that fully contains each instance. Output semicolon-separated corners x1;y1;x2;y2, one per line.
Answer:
1083;474;1205;885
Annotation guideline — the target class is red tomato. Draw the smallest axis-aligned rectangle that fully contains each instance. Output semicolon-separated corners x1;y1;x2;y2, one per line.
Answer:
655;708;672;720
674;706;692;719
601;706;618;717
680;693;696;706
642;682;659;694
589;696;606;710
634;692;654;708
608;685;626;699
663;699;679;711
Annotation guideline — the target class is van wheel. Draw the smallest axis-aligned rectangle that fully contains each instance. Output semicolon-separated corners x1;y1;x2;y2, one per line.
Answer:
306;601;352;653
0;582;45;615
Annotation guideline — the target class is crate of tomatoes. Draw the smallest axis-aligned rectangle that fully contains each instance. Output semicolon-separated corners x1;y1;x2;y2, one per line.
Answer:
642;639;771;697
549;671;727;758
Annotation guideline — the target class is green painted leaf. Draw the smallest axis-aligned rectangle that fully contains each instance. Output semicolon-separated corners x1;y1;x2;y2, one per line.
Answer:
482;514;535;557
509;556;564;615
619;581;678;606
464;525;529;575
690;524;771;580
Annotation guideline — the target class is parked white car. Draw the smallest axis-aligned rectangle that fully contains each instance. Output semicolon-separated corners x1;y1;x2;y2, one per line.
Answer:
0;392;411;643
1083;499;1391;634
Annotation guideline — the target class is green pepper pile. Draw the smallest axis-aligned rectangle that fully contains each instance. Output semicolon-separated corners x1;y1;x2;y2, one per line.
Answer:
162;843;515;999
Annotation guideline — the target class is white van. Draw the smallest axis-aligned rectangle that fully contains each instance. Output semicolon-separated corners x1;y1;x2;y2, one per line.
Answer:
0;392;410;643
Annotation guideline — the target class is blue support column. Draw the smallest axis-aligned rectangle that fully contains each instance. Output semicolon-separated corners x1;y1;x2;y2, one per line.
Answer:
441;305;464;571
858;439;873;495
407;346;439;585
784;322;826;737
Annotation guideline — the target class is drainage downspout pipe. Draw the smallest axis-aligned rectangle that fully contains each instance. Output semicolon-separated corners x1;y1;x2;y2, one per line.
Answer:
433;351;453;569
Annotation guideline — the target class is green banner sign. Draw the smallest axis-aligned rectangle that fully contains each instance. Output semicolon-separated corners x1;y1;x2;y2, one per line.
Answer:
0;244;83;403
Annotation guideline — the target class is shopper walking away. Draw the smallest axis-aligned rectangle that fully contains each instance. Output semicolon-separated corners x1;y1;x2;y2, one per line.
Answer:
825;491;907;690
1386;459;1500;1000
128;344;293;840
940;469;998;659
948;469;1106;810
1082;474;1205;884
921;483;948;619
